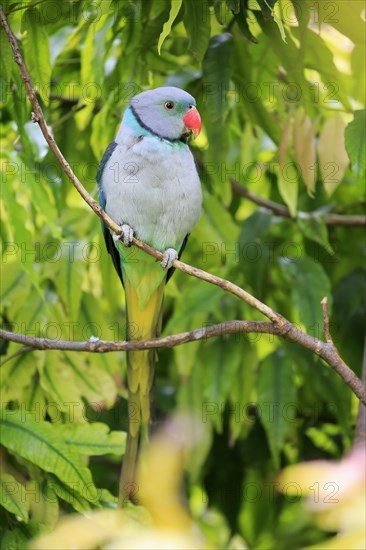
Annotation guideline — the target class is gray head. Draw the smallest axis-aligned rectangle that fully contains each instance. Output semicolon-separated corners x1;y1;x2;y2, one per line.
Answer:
128;86;201;141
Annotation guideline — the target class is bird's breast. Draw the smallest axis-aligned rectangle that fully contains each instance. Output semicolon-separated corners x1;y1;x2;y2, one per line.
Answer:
102;137;202;250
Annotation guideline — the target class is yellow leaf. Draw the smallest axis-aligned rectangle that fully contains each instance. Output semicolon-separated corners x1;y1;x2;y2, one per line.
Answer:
292;108;317;196
317;114;349;196
278;114;298;217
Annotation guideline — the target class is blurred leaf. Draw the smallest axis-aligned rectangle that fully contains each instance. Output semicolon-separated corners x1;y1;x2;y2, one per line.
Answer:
90;97;119;161
267;0;287;42
279;256;332;332
202;335;244;432
292;108;317;195
21;8;51;105
203;34;233;124
183;0;211;61
345;110;365;177
306;425;340;456
234;3;258;44
257;0;277;18
318;114;349;195
0;410;98;501
58;422;126;456
229;340;259;440
1;166;41;292
226;0;240;13
257;350;296;468
26;479;59;530
0;474;29;522
54;256;85;321
39;351;117;418
294;27;351;110
276;162;298;218
203;33;233;200
0;27;14;85
297;217;333;255
158;0;183;54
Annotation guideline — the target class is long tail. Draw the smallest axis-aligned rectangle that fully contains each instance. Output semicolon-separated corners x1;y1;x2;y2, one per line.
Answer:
119;276;165;506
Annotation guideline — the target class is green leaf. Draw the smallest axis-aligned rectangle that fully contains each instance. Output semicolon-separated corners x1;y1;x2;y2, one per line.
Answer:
164;280;223;376
234;3;258;43
158;0;183;54
345;110;366;177
257;350;296;467
25;480;59;530
0;27;14;85
0;164;41;293
294;27;351;110
15;155;59;237
297;217;333;255
177;361;212;480
90;97;119;161
0;350;38;405
203;33;233;199
202;335;244;432
0;474;29;522
279;255;332;332
226;0;240;13
292;108;317;196
0;528;29;550
58;423;126;456
21;8;51;105
54;256;85;321
276;162;298;218
229;341;259;440
183;0;211;61
0;410;98;501
46;475;92;513
203;34;233;124
306;425;341;457
238;210;273;296
265;0;286;42
39;351;117;420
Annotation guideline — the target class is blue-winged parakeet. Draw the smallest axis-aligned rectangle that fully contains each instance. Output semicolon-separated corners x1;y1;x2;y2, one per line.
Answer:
97;87;202;504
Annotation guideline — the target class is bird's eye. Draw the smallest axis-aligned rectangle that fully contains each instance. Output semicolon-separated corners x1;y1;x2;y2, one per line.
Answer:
164;101;175;110
189;104;194;109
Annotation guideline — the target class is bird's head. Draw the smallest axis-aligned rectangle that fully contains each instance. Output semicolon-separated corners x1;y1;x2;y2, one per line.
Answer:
129;86;201;142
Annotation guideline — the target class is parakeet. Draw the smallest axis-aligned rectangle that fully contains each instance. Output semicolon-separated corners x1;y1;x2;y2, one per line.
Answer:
97;87;202;504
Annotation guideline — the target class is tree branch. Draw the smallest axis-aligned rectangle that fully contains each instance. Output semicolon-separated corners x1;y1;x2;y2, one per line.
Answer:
355;335;366;444
1;319;366;405
0;321;276;352
1;7;365;407
231;180;366;227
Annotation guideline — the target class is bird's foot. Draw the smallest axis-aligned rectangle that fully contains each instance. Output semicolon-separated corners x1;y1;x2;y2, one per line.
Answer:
161;248;178;270
113;224;134;247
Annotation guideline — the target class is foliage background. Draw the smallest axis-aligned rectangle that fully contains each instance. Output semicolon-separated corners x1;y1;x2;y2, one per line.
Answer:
0;0;365;548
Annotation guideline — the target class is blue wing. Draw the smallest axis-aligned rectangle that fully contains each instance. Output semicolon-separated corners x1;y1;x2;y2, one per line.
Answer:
97;141;124;284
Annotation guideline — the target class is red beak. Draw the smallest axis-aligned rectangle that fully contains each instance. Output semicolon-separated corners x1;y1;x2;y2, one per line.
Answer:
183;107;201;138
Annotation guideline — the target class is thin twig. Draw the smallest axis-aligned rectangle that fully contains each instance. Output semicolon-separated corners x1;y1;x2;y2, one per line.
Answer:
321;297;333;344
355;335;366;445
231;180;366;227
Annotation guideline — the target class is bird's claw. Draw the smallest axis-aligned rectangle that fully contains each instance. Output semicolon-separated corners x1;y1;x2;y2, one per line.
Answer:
113;224;134;246
161;248;178;270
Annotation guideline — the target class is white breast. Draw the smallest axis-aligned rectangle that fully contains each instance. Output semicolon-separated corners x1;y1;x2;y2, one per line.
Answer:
101;130;202;251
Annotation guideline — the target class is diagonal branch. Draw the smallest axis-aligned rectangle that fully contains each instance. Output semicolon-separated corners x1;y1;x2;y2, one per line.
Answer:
1;7;365;407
